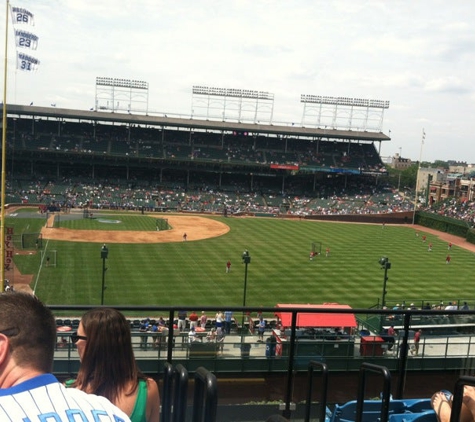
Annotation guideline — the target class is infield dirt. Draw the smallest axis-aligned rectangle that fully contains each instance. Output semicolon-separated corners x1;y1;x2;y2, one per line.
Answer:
6;209;475;294
7;212;230;294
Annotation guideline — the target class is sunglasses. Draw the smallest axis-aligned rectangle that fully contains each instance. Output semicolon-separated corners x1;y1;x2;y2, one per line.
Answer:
71;332;87;344
0;327;19;337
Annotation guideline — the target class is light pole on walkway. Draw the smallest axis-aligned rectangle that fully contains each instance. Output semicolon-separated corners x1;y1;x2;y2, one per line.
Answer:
379;256;391;308
241;250;251;340
100;244;109;305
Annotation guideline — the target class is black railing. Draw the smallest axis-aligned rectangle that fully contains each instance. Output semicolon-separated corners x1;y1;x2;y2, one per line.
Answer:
50;305;475;408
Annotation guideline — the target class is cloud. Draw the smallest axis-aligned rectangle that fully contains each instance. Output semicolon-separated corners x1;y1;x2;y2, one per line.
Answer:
424;77;472;94
3;0;475;163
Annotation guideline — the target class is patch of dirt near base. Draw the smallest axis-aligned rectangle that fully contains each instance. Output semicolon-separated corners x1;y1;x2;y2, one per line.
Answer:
40;215;230;244
6;259;34;294
8;215;229;293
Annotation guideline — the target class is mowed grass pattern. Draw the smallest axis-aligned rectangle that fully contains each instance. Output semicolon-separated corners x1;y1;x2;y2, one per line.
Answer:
10;213;475;308
59;215;162;231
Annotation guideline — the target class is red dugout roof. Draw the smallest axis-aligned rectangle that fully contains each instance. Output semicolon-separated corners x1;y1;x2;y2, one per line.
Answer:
275;303;357;328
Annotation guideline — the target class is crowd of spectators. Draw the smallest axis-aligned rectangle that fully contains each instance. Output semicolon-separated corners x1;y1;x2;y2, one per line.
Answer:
421;198;475;227
7;116;386;173
7;172;416;217
386;300;470;312
7;113;472;222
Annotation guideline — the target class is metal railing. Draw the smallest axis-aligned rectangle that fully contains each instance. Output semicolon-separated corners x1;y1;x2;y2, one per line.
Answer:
50;305;475;403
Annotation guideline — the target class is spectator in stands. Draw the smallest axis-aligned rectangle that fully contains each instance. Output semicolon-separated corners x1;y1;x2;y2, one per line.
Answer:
386;325;396;352
69;308;160;422
189;311;199;329
207;327;217;342
0;292;131;422
177;310;187;332
149;323;159;348
215;311;224;329
445;302;457;311
391;304;402;321
200;311;208;328
411;329;422;356
462;302;470;311
224;310;233;334
216;327;225;354
258;317;266;342
188;326;198;343
139;319;150;350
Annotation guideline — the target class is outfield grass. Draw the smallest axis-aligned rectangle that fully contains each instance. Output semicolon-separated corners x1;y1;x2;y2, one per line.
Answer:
10;212;475;308
58;214;166;231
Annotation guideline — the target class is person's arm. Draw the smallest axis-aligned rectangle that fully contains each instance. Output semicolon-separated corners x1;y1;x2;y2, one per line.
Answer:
146;378;161;422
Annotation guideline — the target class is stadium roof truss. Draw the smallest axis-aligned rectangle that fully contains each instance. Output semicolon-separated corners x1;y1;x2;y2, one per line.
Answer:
3;104;390;145
191;85;274;125
301;94;390;132
95;77;149;114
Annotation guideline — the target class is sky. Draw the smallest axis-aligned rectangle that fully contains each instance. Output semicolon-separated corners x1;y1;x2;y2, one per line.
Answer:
1;1;475;163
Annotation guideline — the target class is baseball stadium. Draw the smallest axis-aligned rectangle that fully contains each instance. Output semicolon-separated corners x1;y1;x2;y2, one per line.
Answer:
2;84;475;420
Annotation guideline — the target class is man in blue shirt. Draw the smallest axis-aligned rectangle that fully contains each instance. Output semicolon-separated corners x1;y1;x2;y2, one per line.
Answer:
224;310;233;334
258;317;266;342
0;291;130;421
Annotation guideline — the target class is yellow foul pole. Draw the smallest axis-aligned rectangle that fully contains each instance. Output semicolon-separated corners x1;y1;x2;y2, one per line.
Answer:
1;0;10;291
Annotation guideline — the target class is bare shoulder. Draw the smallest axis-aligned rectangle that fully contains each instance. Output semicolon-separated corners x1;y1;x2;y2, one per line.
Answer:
146;377;159;397
146;377;160;422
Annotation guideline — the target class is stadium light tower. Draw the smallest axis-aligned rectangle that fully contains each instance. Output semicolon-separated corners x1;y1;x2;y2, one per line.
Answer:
379;256;391;308
100;244;109;305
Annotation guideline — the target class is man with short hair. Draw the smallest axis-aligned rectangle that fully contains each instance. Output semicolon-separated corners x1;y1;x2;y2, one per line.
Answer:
411;329;422;356
189;310;199;329
177;310;187;332
0;291;130;421
258;317;266;342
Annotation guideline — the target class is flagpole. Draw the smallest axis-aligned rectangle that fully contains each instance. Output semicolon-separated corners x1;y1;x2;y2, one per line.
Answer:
1;0;10;291
412;128;425;225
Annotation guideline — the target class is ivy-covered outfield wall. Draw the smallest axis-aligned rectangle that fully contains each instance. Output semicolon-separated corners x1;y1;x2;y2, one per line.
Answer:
415;211;473;242
307;210;475;246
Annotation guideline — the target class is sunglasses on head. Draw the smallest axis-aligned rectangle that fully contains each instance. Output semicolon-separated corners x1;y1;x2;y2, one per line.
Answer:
0;327;19;337
71;332;87;344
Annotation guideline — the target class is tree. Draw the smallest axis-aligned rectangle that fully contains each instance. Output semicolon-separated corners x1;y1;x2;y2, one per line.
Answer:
386;164;418;190
432;160;449;170
402;164;418;188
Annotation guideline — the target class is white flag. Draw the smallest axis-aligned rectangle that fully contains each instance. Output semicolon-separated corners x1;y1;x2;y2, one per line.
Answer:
17;52;40;72
14;29;38;50
10;6;34;26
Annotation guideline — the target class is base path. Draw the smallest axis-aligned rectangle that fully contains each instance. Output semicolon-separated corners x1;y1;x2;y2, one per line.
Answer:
40;215;230;244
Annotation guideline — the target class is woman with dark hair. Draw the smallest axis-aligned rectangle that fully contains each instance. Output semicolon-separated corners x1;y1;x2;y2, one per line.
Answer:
70;308;160;422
